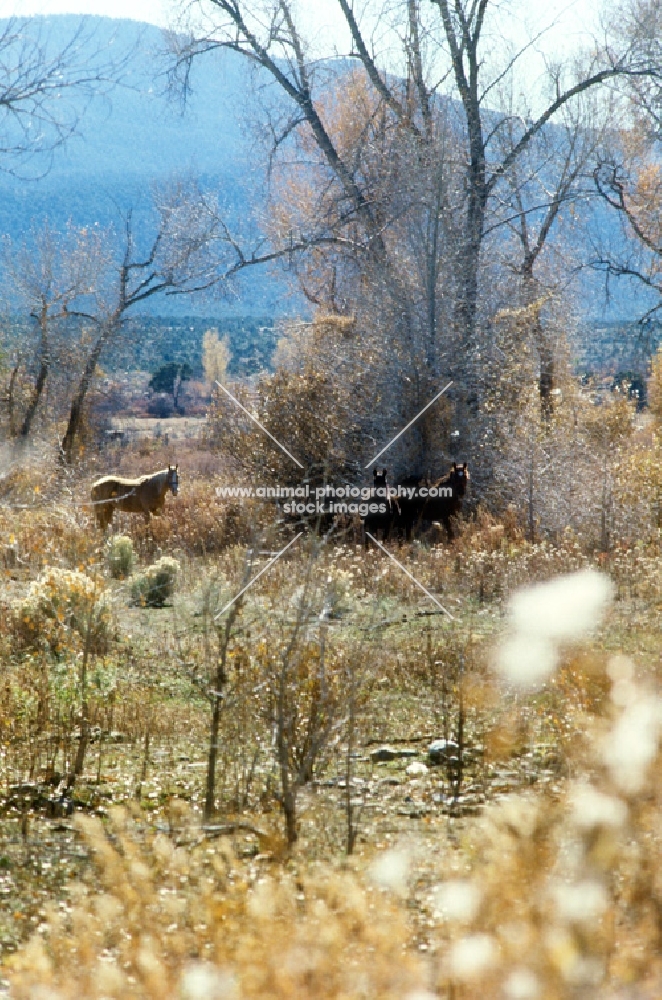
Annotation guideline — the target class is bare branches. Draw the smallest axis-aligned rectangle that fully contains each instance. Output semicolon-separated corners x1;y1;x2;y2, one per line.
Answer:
169;1;388;254
592;157;662;317
0;16;132;176
487;64;657;199
335;0;412;131
595;159;662;257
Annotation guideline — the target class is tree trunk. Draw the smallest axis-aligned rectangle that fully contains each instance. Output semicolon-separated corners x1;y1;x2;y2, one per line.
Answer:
204;650;228;820
18;359;48;440
17;303;50;442
8;362;19;437
539;344;554;424
60;322;114;463
204;695;222;820
277;656;299;846
67;608;93;793
204;602;237;820
282;786;298;846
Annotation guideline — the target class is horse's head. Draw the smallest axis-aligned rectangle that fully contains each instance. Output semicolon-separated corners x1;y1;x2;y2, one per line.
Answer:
167;464;179;496
450;463;469;497
373;467;388;489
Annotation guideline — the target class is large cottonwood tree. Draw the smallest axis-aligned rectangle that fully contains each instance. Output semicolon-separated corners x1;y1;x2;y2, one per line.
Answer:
170;0;661;470
592;1;662;325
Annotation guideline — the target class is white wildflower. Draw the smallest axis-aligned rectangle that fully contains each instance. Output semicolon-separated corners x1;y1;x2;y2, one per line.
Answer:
431;880;481;923
503;967;541;1000
601;692;662;794
496;570;613;690
180;962;238;999
449;933;498;980
496;634;558;689
569;783;627;831
551;880;608;923
369;848;410;897
509;569;613;642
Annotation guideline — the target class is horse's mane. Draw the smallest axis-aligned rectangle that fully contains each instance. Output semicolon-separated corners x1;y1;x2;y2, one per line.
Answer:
94;469;171;487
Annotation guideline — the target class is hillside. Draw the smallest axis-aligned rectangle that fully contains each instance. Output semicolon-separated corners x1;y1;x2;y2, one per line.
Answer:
0;15;296;317
0;14;653;327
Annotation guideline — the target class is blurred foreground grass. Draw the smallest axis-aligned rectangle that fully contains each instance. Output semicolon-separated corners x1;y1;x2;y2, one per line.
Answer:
2;482;662;996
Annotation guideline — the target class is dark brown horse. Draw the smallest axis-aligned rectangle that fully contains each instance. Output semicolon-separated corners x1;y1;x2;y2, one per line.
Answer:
396;463;469;541
363;468;399;548
90;465;179;530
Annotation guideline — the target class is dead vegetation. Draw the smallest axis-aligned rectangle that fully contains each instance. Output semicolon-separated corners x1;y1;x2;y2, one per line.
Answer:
2;423;662;997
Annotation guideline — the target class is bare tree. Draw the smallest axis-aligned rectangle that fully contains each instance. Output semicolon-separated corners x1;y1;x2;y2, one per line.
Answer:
2;222;108;443
593;152;662;323
59;179;223;462
588;1;662;322
168;0;661;467
495;86;610;421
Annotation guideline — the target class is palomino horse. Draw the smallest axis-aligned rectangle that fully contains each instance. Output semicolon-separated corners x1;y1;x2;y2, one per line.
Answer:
90;466;179;530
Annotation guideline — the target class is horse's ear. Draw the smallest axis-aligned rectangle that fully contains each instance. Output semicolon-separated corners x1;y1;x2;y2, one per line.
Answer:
452;462;457;470
462;463;467;471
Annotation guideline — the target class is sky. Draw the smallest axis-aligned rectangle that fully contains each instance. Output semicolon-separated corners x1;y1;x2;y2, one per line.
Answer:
0;0;174;23
0;0;613;111
0;0;604;49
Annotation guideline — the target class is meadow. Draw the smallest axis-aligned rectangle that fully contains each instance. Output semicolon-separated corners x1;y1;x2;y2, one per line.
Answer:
0;420;661;1000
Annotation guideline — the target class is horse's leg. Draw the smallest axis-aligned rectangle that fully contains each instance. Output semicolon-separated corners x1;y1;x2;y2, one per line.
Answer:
444;515;453;542
96;504;108;530
138;495;153;522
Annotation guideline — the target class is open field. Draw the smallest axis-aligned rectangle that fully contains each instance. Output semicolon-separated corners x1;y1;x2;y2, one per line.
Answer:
108;417;207;443
5;0;662;993
2;438;662;998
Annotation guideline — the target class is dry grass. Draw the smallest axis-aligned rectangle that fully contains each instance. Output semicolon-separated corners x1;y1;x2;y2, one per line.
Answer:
3;447;662;997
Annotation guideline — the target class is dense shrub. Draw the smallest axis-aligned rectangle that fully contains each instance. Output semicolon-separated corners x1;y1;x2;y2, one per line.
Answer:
131;556;180;607
106;534;134;579
16;566;111;655
126;480;262;559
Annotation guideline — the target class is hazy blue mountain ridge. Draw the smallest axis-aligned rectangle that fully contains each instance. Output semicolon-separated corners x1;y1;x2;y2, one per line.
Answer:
0;16;289;315
0;15;653;326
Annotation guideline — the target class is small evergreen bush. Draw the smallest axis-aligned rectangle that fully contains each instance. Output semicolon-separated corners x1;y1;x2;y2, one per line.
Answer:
106;535;134;579
131;556;180;607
